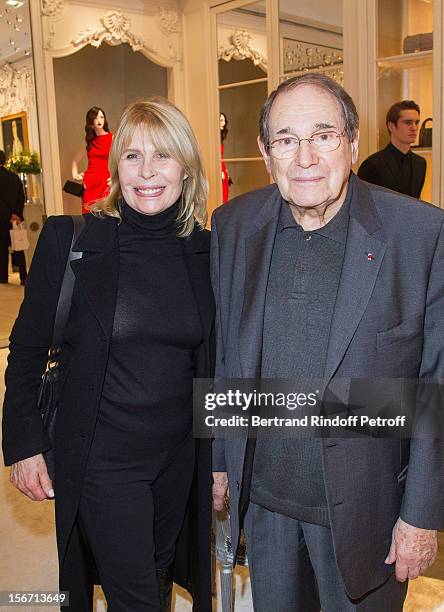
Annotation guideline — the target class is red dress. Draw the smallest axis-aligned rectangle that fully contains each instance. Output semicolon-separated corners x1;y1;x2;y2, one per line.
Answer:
82;132;113;214
221;144;230;203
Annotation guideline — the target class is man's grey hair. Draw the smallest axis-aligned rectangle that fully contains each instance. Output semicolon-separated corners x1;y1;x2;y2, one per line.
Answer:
259;73;359;149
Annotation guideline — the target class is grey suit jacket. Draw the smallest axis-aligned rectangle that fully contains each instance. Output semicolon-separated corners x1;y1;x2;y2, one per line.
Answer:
210;173;444;599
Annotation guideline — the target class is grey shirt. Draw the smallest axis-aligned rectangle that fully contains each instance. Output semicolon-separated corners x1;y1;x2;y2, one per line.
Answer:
251;183;351;525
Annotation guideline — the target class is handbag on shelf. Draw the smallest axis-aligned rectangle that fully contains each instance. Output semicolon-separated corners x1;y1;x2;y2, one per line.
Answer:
38;215;85;482
418;118;433;148
403;32;433;54
9;222;30;252
63;180;85;198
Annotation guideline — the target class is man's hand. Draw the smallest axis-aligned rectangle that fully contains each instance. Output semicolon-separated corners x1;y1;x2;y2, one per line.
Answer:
10;454;54;501
212;471;229;511
385;517;437;581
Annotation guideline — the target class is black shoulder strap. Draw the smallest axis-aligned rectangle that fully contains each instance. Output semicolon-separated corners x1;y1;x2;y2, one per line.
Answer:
51;215;85;350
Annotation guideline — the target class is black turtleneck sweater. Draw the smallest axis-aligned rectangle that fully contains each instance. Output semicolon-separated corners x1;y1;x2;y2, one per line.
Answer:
96;201;203;452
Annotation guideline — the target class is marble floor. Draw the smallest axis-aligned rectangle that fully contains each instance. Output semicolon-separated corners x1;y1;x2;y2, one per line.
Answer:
0;275;443;611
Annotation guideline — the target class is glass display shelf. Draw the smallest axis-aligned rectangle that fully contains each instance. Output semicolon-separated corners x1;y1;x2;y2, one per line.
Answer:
376;50;432;70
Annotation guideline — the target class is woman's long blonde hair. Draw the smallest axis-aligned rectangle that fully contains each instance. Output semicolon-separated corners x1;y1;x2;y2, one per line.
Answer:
91;97;208;237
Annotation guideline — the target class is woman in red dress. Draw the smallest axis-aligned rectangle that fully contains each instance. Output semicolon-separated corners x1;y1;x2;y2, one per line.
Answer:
72;107;113;214
220;113;231;203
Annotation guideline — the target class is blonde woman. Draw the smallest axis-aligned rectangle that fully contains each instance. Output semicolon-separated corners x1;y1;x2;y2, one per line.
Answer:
3;98;214;611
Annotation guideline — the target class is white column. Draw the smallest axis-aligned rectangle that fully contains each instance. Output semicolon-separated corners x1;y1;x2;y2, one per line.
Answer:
342;0;377;165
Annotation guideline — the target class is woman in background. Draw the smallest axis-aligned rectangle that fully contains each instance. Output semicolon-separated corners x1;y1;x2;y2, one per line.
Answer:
4;98;214;611
220;112;231;203
72;106;113;213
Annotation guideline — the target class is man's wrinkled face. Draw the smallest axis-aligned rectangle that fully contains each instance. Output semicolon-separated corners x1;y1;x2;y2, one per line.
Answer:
258;85;359;211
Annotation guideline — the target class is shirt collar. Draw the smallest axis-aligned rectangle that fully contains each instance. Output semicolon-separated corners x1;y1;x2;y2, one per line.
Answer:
387;142;411;158
277;175;352;245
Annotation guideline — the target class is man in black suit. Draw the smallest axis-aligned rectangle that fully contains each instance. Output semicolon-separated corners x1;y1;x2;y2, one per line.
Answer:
358;100;426;198
0;149;27;284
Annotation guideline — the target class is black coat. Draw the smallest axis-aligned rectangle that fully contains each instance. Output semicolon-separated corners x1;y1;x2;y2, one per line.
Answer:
357;144;426;199
0;166;25;243
2;212;215;610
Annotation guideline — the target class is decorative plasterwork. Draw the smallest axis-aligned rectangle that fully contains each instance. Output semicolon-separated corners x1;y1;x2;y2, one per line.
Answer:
283;39;343;74
158;8;180;34
41;0;64;18
218;30;267;71
282;39;343;85
72;10;156;54
0;63;35;116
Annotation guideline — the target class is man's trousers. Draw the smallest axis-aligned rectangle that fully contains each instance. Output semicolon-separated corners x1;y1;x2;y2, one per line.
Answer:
244;501;408;612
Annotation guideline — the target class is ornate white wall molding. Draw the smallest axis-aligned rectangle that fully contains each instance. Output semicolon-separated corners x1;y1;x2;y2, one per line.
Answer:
218;30;267;71
72;10;157;54
41;0;65;18
158;8;180;34
0;62;35;116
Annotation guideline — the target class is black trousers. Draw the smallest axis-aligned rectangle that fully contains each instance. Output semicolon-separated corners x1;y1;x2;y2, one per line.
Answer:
0;238;27;282
60;431;194;611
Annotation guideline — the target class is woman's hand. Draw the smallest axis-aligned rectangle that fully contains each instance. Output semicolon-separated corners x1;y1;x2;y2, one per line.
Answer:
72;172;84;181
10;454;54;501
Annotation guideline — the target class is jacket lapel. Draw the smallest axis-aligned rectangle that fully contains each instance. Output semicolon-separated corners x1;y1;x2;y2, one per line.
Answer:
383;145;402;190
70;215;119;340
238;188;282;377
325;177;387;379
180;227;215;345
412;154;422;197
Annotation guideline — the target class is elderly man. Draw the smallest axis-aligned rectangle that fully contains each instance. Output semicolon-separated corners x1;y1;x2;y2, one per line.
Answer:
358;100;426;198
211;74;444;611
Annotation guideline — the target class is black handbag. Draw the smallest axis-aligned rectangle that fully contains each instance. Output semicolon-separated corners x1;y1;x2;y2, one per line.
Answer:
419;118;432;148
63;180;85;198
38;216;85;481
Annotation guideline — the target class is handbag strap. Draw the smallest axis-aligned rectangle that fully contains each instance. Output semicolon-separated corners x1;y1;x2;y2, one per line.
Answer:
50;215;85;352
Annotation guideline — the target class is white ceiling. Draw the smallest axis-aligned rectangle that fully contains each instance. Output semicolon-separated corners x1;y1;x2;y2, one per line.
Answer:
0;0;32;66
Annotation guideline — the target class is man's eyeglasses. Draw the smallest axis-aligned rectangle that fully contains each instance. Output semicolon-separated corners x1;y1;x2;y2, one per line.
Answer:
267;129;346;159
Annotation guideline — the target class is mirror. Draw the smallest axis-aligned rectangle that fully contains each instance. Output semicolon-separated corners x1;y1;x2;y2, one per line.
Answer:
217;1;268;202
0;0;45;279
278;0;343;83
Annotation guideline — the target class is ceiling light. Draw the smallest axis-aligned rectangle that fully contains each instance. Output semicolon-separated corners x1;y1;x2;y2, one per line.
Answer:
6;1;25;8
10;39;15;46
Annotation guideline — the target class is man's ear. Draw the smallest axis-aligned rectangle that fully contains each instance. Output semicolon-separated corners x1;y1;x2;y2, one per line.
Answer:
351;129;359;165
257;135;271;173
387;121;395;135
